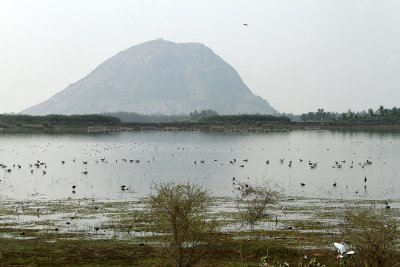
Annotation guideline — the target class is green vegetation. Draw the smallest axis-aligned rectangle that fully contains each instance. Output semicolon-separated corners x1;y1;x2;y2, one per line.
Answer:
233;180;283;264
2;106;400;134
189;109;219;121
104;111;189;123
339;206;399;267
0;114;120;127
0;196;399;266
105;109;218;123
146;183;217;267
301;106;400;123
200;114;290;123
234;179;282;230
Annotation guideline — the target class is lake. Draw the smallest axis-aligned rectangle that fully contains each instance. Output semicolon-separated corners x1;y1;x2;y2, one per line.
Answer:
1;130;400;201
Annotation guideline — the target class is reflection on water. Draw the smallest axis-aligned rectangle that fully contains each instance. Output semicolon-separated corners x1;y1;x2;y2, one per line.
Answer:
0;130;399;200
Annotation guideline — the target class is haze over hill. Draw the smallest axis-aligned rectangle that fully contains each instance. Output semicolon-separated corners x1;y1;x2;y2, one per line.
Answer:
22;39;276;115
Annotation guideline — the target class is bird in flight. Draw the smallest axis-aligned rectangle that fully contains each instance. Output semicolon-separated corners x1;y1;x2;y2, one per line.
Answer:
243;23;248;26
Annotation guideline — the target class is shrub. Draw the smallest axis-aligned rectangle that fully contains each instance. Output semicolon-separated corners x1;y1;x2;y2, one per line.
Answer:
146;182;216;267
339;206;398;267
234;179;282;230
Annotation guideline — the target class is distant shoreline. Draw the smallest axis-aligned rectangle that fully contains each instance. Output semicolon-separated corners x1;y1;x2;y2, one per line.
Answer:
1;121;400;134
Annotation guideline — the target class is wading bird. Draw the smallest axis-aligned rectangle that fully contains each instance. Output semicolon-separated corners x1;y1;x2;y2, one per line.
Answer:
334;242;355;258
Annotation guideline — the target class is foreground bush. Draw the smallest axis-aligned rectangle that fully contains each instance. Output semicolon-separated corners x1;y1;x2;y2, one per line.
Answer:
339;206;398;267
234;179;282;230
146;182;217;267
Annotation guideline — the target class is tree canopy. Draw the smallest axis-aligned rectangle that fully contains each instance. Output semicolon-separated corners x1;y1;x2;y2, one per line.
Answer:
0;114;120;126
300;106;400;123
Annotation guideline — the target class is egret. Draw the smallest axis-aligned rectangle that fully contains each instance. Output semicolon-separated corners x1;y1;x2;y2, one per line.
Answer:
334;242;355;258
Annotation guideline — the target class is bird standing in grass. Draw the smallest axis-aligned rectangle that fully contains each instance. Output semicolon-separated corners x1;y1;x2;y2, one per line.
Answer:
334;242;355;258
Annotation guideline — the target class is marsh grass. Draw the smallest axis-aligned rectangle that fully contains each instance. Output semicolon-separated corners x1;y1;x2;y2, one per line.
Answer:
0;196;399;266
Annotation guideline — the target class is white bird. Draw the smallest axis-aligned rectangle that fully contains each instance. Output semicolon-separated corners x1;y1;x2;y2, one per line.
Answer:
334;242;355;258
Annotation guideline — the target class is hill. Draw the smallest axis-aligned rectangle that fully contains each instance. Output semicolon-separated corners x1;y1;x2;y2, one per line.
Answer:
22;39;276;115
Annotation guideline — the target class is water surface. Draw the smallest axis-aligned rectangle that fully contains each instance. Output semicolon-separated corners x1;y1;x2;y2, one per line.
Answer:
1;130;399;200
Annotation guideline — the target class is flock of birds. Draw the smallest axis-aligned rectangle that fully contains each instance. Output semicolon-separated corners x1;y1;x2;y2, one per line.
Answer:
0;156;137;195
230;155;380;194
0;139;396;206
0;137;397;247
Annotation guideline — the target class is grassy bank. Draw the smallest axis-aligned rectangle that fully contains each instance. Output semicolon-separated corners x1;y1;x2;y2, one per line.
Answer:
0;197;398;266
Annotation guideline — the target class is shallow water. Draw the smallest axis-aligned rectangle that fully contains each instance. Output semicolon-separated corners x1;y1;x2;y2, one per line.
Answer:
1;130;400;200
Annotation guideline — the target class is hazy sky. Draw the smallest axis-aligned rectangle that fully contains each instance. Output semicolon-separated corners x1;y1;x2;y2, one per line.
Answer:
1;0;399;114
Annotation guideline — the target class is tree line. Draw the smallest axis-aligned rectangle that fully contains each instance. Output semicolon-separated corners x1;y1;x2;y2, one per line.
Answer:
3;106;399;126
104;109;218;123
200;114;290;123
104;110;291;124
300;106;400;122
0;111;289;127
0;114;120;126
